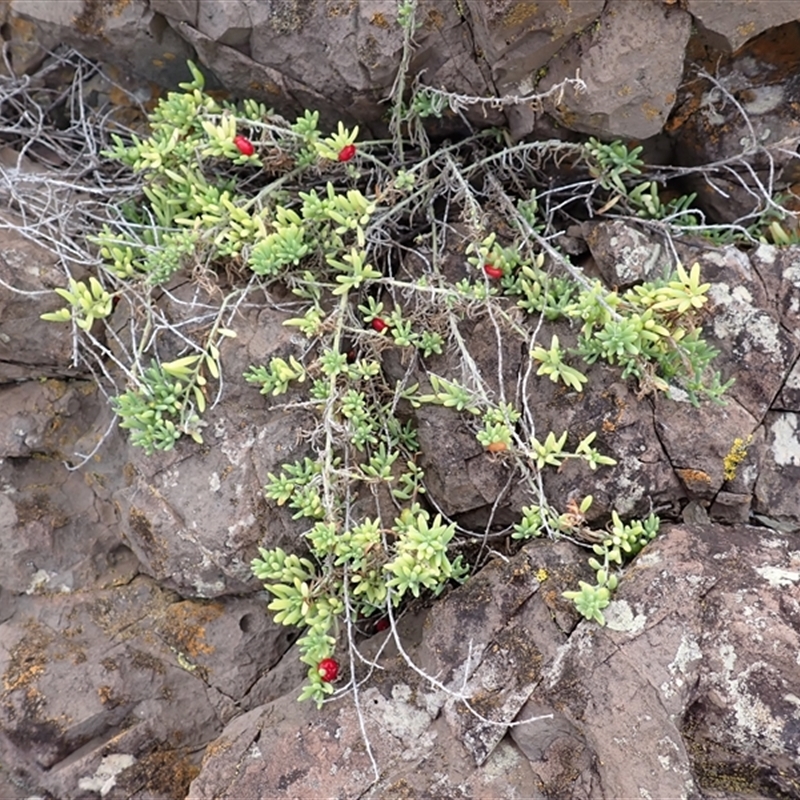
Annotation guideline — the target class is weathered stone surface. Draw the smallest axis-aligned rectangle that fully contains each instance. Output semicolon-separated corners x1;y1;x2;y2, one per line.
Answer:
777;356;800;411
0;577;292;799
0;436;129;596
753;410;800;522
190;523;800;799
751;242;800;347
669;22;800;223
465;0;604;92
530;523;800;799
584;219;668;287
688;0;800;52
0;217;86;382
6;0;800;146
108;300;317;598
0;379;98;458
672;242;800;422
162;0;486;134
533;357;685;519
8;0;194;87
188;541;585;799
540;0;692;139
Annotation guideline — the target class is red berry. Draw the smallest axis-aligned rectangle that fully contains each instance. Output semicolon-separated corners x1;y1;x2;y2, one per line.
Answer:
338;144;357;162
233;135;254;156
371;318;388;333
484;264;504;280
374;617;390;632
318;657;339;683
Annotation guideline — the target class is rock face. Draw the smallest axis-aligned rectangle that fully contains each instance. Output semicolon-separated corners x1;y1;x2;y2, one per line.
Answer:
187;523;800;799
4;0;800;140
668;19;800;223
540;0;692;139
2;206;800;796
2;5;800;799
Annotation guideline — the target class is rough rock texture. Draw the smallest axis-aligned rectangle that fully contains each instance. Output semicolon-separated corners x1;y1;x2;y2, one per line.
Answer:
0;211;87;382
188;523;800;799
5;0;800;140
688;0;800;52
107;293;317;598
532;523;800;799
465;0;604;92
2;0;194;86
2;194;800;800
3;5;800;799
668;20;800;222
540;0;692;139
0;577;298;799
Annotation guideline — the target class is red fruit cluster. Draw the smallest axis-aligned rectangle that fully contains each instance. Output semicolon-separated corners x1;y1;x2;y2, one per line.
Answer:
318;657;339;683
371;317;389;333
338;144;357;162
233;135;255;156
483;263;503;279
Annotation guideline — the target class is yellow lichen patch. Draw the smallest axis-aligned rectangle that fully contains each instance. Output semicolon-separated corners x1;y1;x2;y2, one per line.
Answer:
535;567;549;582
424;8;445;30
3;621;52;692
203;736;234;761
97;685;121;706
8;16;38;42
641;101;662;122
326;0;356;18
249;79;282;96
503;2;540;28
114;748;200;800
73;0;133;35
159;601;224;659
370;12;390;29
736;21;757;40
723;435;753;482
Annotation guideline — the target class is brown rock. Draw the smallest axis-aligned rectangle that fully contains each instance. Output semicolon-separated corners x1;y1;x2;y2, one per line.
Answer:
9;0;194;88
0;214;86;382
669;22;800;222
688;0;800;52
190;524;800;799
0;576;293;799
540;0;692;139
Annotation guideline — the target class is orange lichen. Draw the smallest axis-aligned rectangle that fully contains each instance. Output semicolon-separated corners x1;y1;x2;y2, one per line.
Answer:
114;749;199;800
159;601;224;658
736;21;757;39
503;2;540;28
676;468;712;490
2;621;52;692
326;0;356;18
424;8;445;30
641;102;662;121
